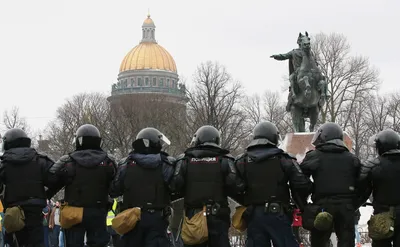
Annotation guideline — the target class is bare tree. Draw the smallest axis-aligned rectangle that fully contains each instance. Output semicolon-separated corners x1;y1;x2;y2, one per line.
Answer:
347;92;400;160
346;101;371;159
262;91;293;136
387;92;400;132
236;90;294;153
312;32;380;128
108;93;189;157
2;106;29;131
365;95;391;134
45;92;113;159
186;61;249;153
242;94;263;127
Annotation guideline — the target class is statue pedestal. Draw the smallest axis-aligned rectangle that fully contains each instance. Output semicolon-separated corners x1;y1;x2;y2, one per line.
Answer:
279;132;353;162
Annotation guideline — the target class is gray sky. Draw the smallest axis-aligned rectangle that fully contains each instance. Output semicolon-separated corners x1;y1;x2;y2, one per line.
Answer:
0;0;399;133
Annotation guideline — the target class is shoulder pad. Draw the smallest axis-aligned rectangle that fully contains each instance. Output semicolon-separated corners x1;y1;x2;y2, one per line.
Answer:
175;153;186;161
49;155;71;173
223;153;234;160
365;157;380;168
37;152;55;163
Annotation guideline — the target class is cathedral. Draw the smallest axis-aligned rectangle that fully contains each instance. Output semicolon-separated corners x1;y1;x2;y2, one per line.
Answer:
108;14;187;105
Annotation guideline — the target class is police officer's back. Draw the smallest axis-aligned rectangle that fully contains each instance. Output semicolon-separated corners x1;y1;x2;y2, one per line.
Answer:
49;124;116;246
0;128;55;246
235;121;311;247
300;122;361;247
171;125;243;247
358;129;400;246
110;127;175;247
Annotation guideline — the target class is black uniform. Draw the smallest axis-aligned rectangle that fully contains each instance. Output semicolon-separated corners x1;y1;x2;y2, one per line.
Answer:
0;128;55;247
300;122;362;247
358;129;400;246
235;121;311;247
171;125;244;247
110;127;175;247
49;124;116;247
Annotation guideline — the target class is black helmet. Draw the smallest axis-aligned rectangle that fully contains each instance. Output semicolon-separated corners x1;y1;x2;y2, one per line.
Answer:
248;121;280;147
132;127;170;153
369;129;400;155
312;122;344;146
2;128;31;151
191;125;221;148
75;124;102;150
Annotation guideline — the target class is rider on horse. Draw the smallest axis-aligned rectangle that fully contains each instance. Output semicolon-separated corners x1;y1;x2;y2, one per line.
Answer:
271;32;327;112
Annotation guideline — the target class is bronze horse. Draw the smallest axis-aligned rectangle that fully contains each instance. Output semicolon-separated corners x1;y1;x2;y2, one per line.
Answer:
290;32;326;132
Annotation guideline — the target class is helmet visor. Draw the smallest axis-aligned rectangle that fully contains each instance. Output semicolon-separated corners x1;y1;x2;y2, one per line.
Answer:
159;133;171;147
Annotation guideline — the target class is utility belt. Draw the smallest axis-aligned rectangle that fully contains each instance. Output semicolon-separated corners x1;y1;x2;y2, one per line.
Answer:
142;206;172;218
250;200;287;214
187;200;228;217
263;202;285;214
66;200;108;208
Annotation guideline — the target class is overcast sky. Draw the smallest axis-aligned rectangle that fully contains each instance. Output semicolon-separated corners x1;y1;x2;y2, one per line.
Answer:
0;0;399;133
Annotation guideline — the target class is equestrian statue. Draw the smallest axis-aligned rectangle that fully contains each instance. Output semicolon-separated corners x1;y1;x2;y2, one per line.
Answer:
271;31;328;132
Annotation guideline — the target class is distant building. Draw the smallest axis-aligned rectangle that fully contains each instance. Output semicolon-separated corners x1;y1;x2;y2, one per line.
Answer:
108;14;187;105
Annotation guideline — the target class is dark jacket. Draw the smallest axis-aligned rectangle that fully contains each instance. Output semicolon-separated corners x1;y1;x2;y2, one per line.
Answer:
235;145;312;210
0;147;55;208
301;143;362;205
49;149;116;207
358;149;400;211
110;151;175;199
170;145;244;208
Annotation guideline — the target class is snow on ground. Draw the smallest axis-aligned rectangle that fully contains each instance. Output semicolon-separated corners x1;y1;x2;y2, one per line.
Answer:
359;204;374;231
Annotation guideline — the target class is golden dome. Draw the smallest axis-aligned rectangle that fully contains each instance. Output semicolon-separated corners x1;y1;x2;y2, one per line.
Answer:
143;15;154;25
119;42;177;73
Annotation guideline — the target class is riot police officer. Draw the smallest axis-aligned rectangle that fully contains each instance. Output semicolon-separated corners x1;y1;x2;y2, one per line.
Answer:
300;122;362;247
110;127;175;247
235;121;312;247
358;129;400;246
171;125;244;247
49;124;116;246
0;128;55;246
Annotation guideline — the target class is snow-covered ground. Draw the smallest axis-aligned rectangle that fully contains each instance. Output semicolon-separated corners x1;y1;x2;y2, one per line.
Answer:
359;204;373;231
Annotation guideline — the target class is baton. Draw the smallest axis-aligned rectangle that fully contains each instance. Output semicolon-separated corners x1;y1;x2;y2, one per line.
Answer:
175;217;183;243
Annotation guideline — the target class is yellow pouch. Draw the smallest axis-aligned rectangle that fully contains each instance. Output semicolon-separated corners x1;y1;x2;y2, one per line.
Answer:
181;206;208;245
112;207;141;235
4;206;25;233
232;206;247;232
60;203;83;229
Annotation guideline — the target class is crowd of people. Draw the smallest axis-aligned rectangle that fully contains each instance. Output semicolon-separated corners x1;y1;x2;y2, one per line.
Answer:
42;200;64;247
0;120;399;247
